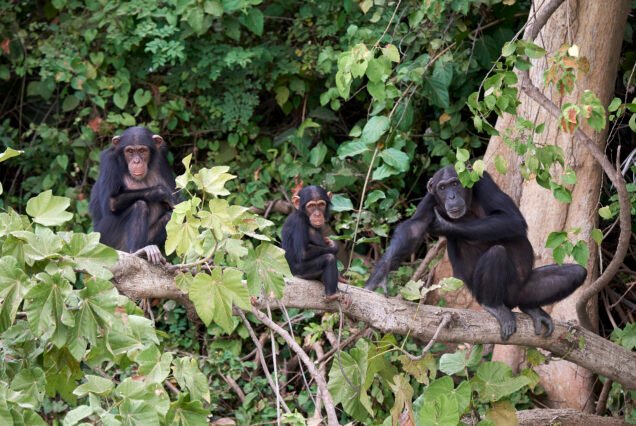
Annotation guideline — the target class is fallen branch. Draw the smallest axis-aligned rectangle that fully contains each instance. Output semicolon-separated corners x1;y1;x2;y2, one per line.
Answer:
516;408;627;425
110;252;636;390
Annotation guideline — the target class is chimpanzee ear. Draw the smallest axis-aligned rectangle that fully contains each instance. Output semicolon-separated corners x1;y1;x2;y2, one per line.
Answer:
112;135;121;147
152;135;164;149
327;191;333;200
292;195;301;210
426;178;434;194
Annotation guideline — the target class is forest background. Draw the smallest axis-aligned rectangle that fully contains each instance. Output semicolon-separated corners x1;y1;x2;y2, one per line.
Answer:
0;0;635;425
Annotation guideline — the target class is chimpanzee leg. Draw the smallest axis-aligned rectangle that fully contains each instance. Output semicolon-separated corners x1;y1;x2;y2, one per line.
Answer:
518;264;587;306
124;200;151;252
148;210;172;246
471;245;519;341
295;253;339;296
518;264;587;337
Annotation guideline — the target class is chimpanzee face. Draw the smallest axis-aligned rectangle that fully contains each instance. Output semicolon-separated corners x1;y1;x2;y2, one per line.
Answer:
292;185;332;230
112;127;164;182
305;198;328;228
427;167;472;220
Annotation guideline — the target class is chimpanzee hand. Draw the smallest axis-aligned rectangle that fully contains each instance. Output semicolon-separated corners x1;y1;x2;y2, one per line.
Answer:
430;207;452;234
148;185;173;204
134;244;166;265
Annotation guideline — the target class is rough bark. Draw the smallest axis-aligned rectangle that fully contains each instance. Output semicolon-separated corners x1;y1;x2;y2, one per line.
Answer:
480;0;631;410
109;252;636;390
517;409;627;425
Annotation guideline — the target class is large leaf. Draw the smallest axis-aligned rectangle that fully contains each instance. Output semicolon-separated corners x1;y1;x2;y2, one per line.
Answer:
360;115;390;144
379;148;410;172
194;166;236;196
0;256;31;332
189;267;249;333
63;233;118;280
135;345;173;384
8;367;46;410
166;395;209;426
244;242;291;298
73;375;114;397
173;357;211;404
337;140;370;159
107;315;159;357
26;190;73;227
67;278;119;360
165;214;201;257
23;273;74;346
424;61;453;108
415;394;459;426
472;361;532;403
15;226;64;266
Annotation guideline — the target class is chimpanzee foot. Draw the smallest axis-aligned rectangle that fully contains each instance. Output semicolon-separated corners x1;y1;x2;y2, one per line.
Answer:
134;245;165;265
364;262;389;294
484;305;516;341
324;292;352;309
521;307;554;337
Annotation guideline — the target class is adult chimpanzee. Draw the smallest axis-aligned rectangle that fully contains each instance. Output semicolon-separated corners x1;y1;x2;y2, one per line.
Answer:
365;165;587;340
89;126;178;264
281;185;346;302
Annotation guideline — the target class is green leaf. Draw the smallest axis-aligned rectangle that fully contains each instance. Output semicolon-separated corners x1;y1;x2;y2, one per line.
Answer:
439;350;467;376
523;43;546;58
598;206;613;219
165;213;201;257
608;97;622;112
545;232;567;249
166;394;209;426
194;166;236;196
309;143;328;167
73;375;115;397
372;164;399;181
204;0;223;16
328;342;372;420
9;367;46;409
0;147;23;163
26;190;73;226
591;228;603;245
240;7;264;36
244;242;291;298
381;44;400;63
275;86;290;107
64;405;93;426
363;189;386;208
360;115;390;144
133;89;152;107
24;273;74;345
186;8;205;33
335;70;352;99
189;268;248;333
63;233;118;280
455;148;469;162
331;194;354;212
135;345;173;384
68;278;119;360
366;57;391;83
379;148;410;172
424;61;452;108
118;399;159;425
337;141;370;159
62;94;80;112
415;394;460;426
173;357;211;404
0;256;31;332
113;91;128;109
501;41;516;57
107;314;159;356
572;241;589;266
473;362;531;403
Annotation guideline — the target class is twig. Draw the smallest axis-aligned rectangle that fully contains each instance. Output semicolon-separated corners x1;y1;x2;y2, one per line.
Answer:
406;312;452;361
317;327;370;366
595;379;612;415
412;238;447;282
221;373;246;403
251;306;339;426
237;310;291;414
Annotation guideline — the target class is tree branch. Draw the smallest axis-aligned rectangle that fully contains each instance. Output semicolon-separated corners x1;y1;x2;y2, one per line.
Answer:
110;252;636;390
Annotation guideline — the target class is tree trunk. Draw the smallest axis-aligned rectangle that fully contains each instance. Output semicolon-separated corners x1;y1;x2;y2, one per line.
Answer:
482;0;630;411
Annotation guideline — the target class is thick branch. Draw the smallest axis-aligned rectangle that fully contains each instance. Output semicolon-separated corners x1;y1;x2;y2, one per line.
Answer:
518;0;632;330
517;408;627;425
111;252;636;390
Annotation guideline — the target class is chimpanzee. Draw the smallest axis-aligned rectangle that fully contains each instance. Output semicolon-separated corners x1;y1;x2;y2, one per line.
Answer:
89;126;178;264
365;165;587;340
281;185;346;302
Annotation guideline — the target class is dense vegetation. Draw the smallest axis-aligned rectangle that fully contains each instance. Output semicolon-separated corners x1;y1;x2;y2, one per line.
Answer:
0;0;634;424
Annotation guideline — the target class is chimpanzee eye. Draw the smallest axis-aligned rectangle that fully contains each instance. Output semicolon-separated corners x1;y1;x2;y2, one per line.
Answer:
439;184;446;191
451;181;458;187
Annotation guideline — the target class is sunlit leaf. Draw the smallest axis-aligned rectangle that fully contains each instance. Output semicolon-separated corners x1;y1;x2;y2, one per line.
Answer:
244;242;291;298
26;190;73;226
0;256;31;332
194;166;236;196
173;357;211;404
23;273;74;345
473;361;532;402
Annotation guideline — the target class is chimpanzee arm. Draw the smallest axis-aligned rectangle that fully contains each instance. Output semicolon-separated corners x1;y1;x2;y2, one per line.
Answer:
364;194;436;292
109;185;174;213
431;174;527;241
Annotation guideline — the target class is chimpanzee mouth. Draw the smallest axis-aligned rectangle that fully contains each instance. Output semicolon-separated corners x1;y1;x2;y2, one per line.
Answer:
446;207;466;219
